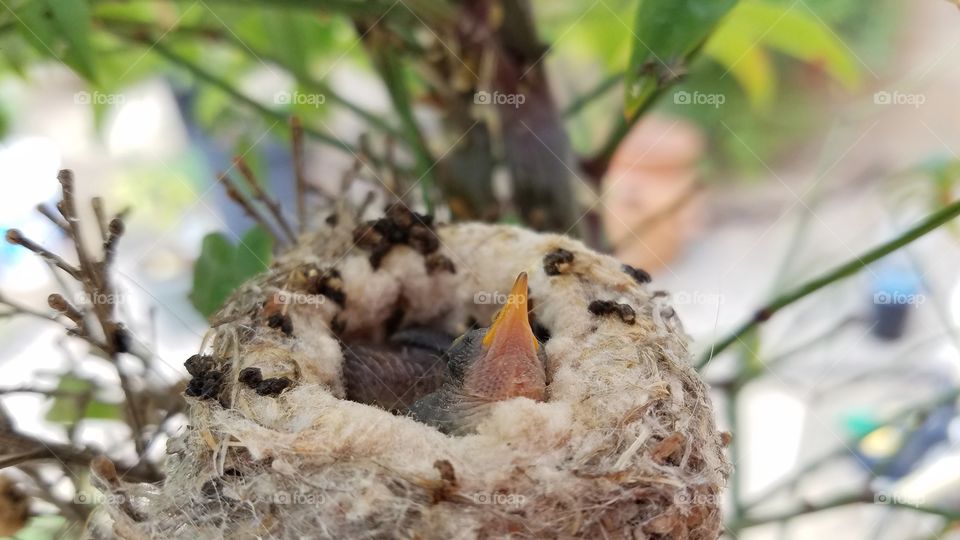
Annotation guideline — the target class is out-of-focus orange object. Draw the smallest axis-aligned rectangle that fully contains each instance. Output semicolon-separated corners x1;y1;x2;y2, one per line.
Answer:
0;475;28;537
602;114;706;273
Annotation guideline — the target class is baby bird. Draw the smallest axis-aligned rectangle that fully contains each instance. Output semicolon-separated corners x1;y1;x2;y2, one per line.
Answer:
408;272;547;434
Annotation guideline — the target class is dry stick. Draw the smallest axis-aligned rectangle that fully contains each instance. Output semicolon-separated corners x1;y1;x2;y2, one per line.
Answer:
36;203;69;234
47;294;84;327
217;171;288;248
50;172;147;455
4;229;81;280
91;197;109;241
290;117;308;234
0;428;160;483
697;198;960;370
0;292;61;323
233;156;297;244
732;490;960;530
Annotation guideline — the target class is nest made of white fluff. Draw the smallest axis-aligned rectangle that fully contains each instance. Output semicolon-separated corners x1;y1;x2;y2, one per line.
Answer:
97;209;730;539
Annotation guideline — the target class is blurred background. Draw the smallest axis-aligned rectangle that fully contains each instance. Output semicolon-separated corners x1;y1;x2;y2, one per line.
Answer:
1;0;959;538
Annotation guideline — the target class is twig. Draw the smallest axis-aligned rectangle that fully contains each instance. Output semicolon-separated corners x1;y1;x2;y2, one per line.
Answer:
733;490;960;529
697;198;960;369
4;229;81;280
0;292;61;323
563;72;624;118
290;117;308;233
232;156;297;244
0;429;160;483
91;197;109;241
36;203;70;234
217;171;288;248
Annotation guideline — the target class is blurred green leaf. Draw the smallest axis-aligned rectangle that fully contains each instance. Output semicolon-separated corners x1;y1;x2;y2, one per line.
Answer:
624;0;739;117
190;226;273;318
703;19;775;109
10;515;70;540
16;0;97;82
722;1;860;90
45;373;123;423
46;0;97;82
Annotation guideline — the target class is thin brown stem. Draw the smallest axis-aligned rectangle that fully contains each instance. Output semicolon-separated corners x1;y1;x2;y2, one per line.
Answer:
217;171;288;248
5;229;81;280
233;156;297;243
290;117;308;233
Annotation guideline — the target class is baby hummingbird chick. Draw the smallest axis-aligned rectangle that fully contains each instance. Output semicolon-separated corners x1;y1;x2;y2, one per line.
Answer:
409;272;547;434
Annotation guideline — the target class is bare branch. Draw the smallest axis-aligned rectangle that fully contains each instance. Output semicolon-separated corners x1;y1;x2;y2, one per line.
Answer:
233;155;297;244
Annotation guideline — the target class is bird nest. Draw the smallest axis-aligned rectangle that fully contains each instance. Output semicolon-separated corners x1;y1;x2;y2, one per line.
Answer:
97;207;730;539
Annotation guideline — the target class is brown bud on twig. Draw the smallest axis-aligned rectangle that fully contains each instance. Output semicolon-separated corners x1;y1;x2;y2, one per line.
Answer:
5;229;82;279
47;293;84;325
5;229;22;245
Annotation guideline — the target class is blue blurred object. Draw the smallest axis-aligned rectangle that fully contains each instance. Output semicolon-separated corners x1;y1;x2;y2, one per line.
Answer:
850;403;957;480
870;264;922;340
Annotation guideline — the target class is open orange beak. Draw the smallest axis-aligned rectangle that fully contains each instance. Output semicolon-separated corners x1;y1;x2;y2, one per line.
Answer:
466;272;545;402
483;272;538;353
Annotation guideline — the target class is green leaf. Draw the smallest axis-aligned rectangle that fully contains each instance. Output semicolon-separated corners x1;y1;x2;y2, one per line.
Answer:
624;0;739;117
45;0;97;82
703;21;776;109
261;12;308;77
11;515;69;540
15;0;97;82
189;226;274;318
44;373;123;423
724;1;860;89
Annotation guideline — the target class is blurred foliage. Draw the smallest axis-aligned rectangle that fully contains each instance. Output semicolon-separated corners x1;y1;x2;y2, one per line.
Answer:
45;373;123;423
189;225;273;318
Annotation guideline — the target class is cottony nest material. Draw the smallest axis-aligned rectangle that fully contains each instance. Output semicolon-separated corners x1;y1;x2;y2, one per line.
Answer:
96;209;730;539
